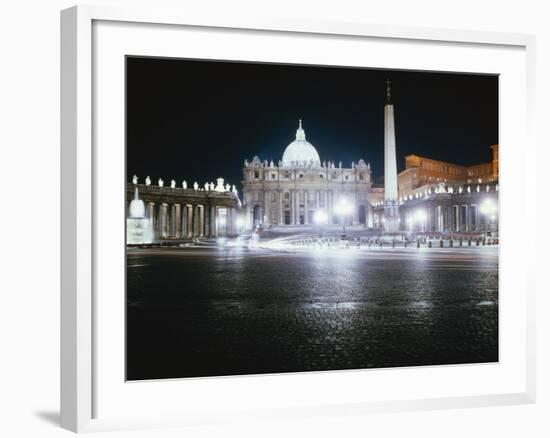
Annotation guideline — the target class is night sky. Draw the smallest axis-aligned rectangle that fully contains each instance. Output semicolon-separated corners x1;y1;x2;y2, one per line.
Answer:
126;56;498;188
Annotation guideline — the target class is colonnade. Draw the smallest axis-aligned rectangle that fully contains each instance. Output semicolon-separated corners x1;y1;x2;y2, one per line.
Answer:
126;201;237;240
403;203;497;233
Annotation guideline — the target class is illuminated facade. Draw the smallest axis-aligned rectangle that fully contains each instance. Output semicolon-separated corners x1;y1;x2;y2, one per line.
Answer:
125;179;240;241
398;145;499;199
373;145;499;235
242;120;375;228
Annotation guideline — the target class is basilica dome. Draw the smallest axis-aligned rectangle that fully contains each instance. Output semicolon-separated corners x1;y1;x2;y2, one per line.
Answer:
282;120;321;167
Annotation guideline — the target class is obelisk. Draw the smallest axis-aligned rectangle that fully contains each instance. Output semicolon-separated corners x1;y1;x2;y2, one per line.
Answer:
383;79;399;232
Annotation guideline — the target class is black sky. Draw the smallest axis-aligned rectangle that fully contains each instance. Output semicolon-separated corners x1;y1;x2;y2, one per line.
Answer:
126;56;498;188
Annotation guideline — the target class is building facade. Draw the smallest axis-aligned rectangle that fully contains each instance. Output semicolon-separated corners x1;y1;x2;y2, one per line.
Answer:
126;179;240;241
242;121;375;228
398;145;499;199
374;144;499;235
374;180;499;235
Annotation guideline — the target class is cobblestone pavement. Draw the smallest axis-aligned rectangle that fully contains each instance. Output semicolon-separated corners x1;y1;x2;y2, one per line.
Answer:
126;245;498;380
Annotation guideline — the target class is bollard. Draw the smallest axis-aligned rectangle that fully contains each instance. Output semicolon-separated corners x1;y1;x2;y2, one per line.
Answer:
483;238;486;246
459;238;463;247
449;239;453;247
392;240;395;248
468;238;472;246
439;239;443;247
417;240;420;248
404;241;408;248
428;240;432;248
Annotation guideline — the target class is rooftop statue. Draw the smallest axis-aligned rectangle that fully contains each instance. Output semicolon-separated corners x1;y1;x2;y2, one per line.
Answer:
158;178;164;187
193;182;198;190
182;180;187;189
132;175;138;184
170;179;176;189
145;176;151;186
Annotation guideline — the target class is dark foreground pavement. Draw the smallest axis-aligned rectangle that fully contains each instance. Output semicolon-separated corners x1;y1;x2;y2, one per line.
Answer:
126;244;498;380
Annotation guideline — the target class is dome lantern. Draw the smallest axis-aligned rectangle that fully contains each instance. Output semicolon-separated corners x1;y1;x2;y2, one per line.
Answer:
282;120;321;167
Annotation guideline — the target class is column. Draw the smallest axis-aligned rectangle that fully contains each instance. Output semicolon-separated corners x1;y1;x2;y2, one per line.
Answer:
293;190;298;225
174;204;181;238
263;192;268;226
200;206;205;237
304;190;309;225
169;204;176;238
454;205;460;232
159;204;166;238
204;204;210;237
294;190;299;224
182;205;188;237
166;204;172;238
290;191;295;225
278;191;283;225
210;205;217;237
192;205;198;237
437;205;443;232
147;203;155;239
298;190;307;225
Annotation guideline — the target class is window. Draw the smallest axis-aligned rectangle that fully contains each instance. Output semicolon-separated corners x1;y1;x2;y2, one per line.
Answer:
271;173;276;179
359;174;364;181
345;175;349;181
284;192;290;200
254;171;260;179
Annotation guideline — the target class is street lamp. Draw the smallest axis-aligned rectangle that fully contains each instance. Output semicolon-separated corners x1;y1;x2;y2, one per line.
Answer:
313;209;328;238
479;198;497;235
334;198;353;239
413;209;427;233
235;217;245;235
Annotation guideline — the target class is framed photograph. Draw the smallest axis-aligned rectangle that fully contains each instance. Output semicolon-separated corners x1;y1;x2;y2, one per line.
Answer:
61;5;536;433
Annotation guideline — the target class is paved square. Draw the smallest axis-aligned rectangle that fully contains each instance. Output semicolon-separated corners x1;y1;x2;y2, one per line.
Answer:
126;243;498;380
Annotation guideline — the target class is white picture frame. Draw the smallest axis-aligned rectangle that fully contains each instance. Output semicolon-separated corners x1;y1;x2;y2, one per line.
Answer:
60;4;536;433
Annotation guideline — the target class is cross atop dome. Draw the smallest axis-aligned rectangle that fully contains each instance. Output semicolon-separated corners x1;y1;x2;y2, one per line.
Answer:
296;118;306;141
282;119;320;167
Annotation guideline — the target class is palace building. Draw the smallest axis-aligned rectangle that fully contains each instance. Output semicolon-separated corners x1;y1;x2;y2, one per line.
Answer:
373;144;499;235
241;120;375;228
398;145;499;199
